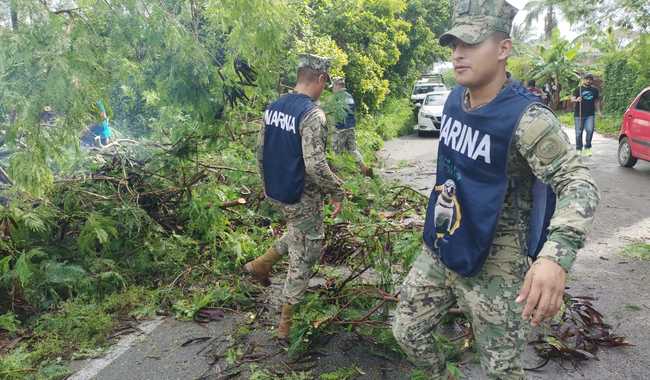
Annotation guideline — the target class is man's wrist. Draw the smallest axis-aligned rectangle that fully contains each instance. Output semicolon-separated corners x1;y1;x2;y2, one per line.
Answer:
535;256;565;271
536;241;574;273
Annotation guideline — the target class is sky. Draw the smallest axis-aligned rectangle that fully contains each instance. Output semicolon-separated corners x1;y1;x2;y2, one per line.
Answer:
509;0;578;40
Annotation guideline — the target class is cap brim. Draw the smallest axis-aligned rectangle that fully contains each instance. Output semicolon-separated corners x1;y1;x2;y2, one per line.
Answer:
438;25;493;47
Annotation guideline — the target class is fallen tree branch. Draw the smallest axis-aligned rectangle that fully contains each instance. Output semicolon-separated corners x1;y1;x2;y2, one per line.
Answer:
219;198;247;209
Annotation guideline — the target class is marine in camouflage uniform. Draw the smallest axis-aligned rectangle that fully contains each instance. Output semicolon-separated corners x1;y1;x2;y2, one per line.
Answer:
245;54;344;340
330;77;372;176
391;2;600;379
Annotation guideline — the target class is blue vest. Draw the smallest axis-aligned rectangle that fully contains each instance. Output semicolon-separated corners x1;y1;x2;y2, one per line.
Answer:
262;93;316;204
335;91;356;130
423;83;556;277
100;118;112;138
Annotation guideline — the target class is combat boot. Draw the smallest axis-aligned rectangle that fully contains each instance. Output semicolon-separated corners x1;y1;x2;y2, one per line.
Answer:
244;247;281;287
277;303;293;340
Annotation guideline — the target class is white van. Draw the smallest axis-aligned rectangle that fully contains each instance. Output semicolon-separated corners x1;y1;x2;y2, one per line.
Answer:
411;75;447;108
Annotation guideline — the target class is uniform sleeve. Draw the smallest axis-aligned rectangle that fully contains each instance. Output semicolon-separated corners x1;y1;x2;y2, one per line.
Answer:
300;108;345;201
256;121;266;187
514;104;600;272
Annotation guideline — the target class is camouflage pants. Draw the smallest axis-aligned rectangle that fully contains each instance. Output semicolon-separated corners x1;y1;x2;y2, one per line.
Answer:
393;244;530;379
272;191;324;305
332;128;364;163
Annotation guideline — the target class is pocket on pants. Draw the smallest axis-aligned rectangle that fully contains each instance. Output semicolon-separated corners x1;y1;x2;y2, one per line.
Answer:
304;231;324;266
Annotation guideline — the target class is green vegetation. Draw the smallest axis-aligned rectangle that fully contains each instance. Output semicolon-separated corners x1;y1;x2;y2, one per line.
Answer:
620;243;650;261
508;3;649;133
0;0;645;378
319;366;363;380
557;112;621;136
0;1;448;377
595;114;623;136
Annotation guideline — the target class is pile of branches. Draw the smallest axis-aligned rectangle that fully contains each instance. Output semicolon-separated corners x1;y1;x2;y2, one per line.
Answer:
321;184;426;266
57;140;257;233
529;294;632;369
321;222;361;265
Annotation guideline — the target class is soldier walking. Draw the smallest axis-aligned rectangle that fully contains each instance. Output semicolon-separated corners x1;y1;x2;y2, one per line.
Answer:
244;54;345;340
392;1;600;379
330;77;373;177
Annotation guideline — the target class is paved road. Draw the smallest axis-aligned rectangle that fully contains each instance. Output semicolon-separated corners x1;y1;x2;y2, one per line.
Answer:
379;127;650;379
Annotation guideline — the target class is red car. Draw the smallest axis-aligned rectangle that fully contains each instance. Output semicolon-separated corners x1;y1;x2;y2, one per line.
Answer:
618;87;650;167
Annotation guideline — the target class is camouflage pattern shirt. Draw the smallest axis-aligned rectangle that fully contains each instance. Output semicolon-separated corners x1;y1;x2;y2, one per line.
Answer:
257;104;344;203
464;89;600;272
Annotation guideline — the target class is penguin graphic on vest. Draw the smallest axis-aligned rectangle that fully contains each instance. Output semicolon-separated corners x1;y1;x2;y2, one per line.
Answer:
433;179;462;247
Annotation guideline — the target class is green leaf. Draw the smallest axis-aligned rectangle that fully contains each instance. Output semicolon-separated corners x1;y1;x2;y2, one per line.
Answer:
15;251;34;287
0;255;12;275
0;312;21;333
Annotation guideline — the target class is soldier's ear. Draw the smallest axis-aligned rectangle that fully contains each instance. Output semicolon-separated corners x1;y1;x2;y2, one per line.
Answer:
497;38;513;61
322;74;331;87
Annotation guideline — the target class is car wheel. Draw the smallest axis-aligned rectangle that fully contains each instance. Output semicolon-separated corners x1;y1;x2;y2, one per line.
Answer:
618;137;637;168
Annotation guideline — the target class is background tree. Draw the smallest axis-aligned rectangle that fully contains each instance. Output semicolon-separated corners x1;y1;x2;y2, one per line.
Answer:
386;0;451;97
523;0;563;40
528;29;584;108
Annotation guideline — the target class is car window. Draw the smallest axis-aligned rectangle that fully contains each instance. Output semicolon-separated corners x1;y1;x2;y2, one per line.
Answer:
413;85;446;95
635;91;650;112
424;93;447;105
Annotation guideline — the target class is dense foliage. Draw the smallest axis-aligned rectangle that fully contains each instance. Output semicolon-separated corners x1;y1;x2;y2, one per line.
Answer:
0;0;449;377
602;35;650;115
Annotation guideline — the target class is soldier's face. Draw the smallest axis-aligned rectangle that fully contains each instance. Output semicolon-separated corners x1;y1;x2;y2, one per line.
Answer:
450;36;512;88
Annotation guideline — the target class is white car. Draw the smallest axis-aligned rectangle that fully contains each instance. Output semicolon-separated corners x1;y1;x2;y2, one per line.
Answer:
416;91;449;137
411;82;447;107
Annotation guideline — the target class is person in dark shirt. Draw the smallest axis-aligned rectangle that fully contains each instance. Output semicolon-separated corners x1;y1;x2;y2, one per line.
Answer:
571;73;601;157
526;79;546;103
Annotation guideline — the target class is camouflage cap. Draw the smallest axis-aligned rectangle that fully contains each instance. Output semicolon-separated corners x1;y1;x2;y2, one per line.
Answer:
298;53;332;73
331;76;345;85
439;0;518;46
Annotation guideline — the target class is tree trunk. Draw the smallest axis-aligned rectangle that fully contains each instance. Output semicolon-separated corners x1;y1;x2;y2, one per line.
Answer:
10;0;18;31
551;76;561;110
544;6;555;40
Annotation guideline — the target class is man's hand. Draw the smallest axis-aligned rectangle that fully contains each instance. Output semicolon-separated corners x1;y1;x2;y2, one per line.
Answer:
516;258;566;326
330;199;342;218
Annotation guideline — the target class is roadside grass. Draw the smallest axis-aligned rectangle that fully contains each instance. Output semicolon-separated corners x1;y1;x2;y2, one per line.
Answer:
620;242;650;261
557;112;622;137
358;98;415;142
0;286;160;380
